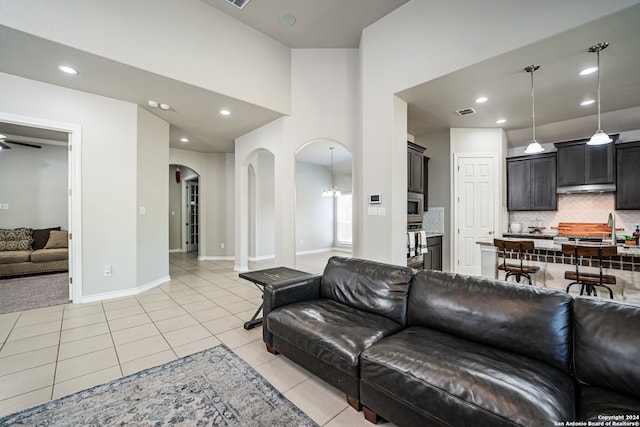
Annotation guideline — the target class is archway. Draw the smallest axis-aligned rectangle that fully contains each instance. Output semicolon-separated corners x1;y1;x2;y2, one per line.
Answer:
295;139;353;266
245;149;275;266
168;164;200;254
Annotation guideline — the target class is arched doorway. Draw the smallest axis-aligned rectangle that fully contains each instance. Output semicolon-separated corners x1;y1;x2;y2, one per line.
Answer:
169;164;200;254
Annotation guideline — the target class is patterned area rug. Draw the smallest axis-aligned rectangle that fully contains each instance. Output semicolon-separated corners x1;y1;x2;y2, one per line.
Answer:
0;273;70;314
0;345;318;427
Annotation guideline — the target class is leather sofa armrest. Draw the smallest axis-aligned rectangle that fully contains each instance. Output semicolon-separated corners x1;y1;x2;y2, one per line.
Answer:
263;273;322;346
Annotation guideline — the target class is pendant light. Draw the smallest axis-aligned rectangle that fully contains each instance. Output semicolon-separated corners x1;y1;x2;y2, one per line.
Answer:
321;146;341;197
587;42;612;145
524;64;544;154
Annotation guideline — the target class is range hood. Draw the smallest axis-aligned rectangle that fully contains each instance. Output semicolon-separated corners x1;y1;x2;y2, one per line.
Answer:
556;183;616;194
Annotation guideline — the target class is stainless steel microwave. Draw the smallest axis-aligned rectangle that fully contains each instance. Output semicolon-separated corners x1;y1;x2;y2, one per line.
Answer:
408;192;424;224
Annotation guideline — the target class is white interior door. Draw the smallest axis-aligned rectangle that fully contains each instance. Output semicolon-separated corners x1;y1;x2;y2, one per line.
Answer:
455;155;496;276
186;178;199;252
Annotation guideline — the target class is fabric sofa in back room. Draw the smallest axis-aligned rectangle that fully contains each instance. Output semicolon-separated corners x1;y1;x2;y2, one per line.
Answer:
0;227;69;278
263;256;640;426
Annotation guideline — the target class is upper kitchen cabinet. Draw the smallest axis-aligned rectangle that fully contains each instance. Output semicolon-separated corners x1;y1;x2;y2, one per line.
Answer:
616;141;640;210
555;136;617;192
408;142;425;194
507;153;557;211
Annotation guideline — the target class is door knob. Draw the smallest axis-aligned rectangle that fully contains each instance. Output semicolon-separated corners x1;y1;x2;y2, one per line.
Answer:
488;231;494;235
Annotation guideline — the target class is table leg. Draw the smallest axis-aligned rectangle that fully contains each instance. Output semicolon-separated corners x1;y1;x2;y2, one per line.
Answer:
243;303;263;330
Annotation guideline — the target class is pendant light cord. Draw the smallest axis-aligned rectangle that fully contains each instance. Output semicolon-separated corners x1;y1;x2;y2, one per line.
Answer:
530;69;536;142
596;49;602;131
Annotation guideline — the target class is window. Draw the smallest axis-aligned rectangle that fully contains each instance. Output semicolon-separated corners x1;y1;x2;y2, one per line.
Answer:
336;193;352;244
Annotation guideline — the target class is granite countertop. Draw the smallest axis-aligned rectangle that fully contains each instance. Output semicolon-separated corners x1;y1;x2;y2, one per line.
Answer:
480;235;640;256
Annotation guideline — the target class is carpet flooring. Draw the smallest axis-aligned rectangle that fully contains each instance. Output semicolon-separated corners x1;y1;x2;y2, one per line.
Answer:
0;273;70;314
0;344;318;426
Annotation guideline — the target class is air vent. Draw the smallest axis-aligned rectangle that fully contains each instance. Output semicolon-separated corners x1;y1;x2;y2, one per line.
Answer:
226;0;250;9
455;107;477;117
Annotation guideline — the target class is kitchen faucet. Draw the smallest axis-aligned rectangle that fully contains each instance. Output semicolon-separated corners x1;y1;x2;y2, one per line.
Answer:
607;212;616;244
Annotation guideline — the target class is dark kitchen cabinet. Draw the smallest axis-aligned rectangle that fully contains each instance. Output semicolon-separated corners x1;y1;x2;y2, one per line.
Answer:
423;236;442;271
408;142;424;194
555;137;616;188
616;141;640;210
507;153;557;211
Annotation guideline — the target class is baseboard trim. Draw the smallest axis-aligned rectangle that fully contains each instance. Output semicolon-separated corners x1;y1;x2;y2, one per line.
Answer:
197;256;234;261
80;275;171;303
248;255;275;262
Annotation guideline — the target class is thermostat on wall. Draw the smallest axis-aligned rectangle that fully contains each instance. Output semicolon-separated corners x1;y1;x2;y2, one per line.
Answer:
369;194;381;204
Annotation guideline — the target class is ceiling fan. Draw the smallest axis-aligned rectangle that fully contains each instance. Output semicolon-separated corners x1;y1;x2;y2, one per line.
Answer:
0;134;42;150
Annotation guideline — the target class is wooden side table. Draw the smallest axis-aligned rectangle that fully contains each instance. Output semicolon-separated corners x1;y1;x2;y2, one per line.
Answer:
239;267;312;330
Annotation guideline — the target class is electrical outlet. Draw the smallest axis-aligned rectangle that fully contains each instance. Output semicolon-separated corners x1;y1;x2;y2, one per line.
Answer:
104;264;112;277
220;243;225;249
2;204;8;210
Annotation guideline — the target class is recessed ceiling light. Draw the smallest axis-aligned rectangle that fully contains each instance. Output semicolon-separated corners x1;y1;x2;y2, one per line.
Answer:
581;99;595;106
496;119;506;124
579;66;598;76
180;137;189;143
58;65;78;75
279;13;296;26
475;96;488;104
220;109;231;116
159;103;170;110
147;100;159;108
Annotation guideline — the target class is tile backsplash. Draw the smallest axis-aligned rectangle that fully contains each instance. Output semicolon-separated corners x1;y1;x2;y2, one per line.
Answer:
508;193;640;236
423;207;445;233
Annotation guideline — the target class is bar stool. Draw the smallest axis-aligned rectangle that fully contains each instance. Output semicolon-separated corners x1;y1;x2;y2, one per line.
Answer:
562;244;616;299
494;239;539;284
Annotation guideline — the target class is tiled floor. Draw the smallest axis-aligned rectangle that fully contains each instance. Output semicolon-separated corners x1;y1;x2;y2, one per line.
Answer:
0;250;382;426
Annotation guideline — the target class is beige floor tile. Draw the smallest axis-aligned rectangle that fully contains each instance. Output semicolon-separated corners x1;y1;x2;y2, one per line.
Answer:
60;322;110;343
55;347;119;383
101;297;140;311
63;302;104;318
53;366;122;400
162;324;212;348
172;293;207;305
324;406;385;427
111;323;160;346
104;304;145;321
190;306;232;323
115;334;171;363
107;313;152;332
0;363;56;401
7;320;62;341
180;299;218;314
0;386;52;419
14;310;63;328
215;327;261;349
201;315;244;335
253;356;312;393
0;328;9;343
173;336;221;358
0;312;20;331
213;295;245;306
0;346;58;377
136;292;173;304
58;333;114;360
200;288;232;299
224;300;258;314
154;314;199;334
232;339;278;369
284;376;350;425
0;331;59;358
147;306;188;322
61;312;106;330
120;349;177;376
138;299;181;313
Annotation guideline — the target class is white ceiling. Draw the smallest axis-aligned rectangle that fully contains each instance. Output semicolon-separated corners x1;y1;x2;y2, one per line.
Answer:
1;1;640;160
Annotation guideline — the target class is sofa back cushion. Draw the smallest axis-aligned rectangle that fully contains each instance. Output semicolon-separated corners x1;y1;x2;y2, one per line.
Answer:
409;270;573;373
574;297;640;399
320;256;413;325
32;227;61;250
0;228;33;251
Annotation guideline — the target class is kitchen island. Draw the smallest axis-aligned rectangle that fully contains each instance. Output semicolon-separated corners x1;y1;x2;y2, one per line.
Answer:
479;236;640;303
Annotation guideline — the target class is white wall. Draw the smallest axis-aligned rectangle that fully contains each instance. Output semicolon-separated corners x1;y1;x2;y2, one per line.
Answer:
359;0;640;266
0;0;291;114
136;107;169;286
0;72;140;297
295;162;334;253
255;151;275;259
0;144;68;229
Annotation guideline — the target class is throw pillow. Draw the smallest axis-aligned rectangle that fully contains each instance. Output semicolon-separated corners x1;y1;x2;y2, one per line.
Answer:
0;228;33;251
44;230;68;249
32;227;62;250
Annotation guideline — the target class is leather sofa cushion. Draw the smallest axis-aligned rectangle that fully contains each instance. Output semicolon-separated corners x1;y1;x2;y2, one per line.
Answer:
267;298;404;375
408;269;573;373
0;251;31;264
361;327;575;426
578;386;640;421
574;297;640;400
320;256;413;325
30;248;68;263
